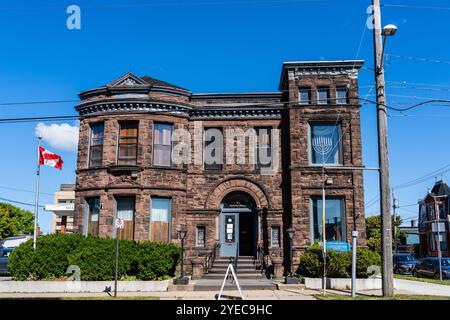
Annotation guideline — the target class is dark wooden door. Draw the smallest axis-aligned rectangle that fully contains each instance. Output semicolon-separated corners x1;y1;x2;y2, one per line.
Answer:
239;213;255;256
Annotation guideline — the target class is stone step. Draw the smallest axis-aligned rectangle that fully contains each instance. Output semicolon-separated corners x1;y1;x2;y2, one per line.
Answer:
209;267;257;274
193;279;277;291
211;264;256;270
202;274;264;280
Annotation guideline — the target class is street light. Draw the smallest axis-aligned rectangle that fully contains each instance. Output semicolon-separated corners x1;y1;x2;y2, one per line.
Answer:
380;24;398;70
372;0;398;297
285;227;297;284
174;226;189;285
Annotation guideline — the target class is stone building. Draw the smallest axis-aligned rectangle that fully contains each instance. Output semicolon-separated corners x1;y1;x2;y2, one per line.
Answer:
418;179;450;257
73;60;367;275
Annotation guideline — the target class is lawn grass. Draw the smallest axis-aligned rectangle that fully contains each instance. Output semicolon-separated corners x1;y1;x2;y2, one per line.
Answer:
0;296;160;300
315;293;450;300
394;274;450;286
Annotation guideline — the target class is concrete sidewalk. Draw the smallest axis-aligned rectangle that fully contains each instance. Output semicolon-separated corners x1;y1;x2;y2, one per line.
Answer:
0;289;318;300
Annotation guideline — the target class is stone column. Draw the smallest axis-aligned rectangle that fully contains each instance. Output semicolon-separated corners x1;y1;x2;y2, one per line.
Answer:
271;257;284;280
191;258;204;280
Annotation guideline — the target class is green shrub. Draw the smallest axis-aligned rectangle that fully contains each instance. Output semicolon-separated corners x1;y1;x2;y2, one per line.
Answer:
8;234;180;281
297;245;381;278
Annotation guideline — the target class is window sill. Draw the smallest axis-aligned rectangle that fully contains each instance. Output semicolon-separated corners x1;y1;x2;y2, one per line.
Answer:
107;165;144;173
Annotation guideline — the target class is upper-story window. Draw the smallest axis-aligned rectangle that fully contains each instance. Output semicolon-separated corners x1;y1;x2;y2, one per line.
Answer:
204;128;223;171
89;123;104;168
317;87;329;105
336;87;348;104
118;122;138;165
255;127;272;171
298;88;311;105
153;123;173;167
309;122;343;165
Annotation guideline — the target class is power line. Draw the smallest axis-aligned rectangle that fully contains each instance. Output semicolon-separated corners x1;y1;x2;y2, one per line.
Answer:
0;100;78;107
0;185;53;196
0;197;44;209
0;0;325;11
385;54;450;66
383;3;450;10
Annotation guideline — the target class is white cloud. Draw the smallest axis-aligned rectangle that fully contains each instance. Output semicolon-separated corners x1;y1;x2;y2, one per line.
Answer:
35;122;79;152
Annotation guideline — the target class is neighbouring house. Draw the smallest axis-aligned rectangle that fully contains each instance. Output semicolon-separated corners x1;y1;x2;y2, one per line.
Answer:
73;60;367;275
398;220;420;256
418;179;450;257
44;184;75;234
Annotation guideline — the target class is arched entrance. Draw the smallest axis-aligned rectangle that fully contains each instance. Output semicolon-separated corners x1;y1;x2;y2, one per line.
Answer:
219;191;257;257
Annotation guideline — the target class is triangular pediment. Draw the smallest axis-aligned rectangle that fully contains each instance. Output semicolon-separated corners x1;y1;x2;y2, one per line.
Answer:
108;72;148;87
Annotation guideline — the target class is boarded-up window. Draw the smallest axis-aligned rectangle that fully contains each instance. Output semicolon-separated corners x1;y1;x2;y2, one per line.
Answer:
85;197;100;237
196;226;205;247
116;197;135;240
150;198;171;242
118;122;138;165
153;123;173;167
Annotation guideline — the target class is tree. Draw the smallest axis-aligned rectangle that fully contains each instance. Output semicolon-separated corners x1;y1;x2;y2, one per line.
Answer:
365;215;405;253
0;203;34;240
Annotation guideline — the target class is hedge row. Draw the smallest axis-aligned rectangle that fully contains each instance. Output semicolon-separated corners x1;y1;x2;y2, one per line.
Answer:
8;234;180;281
298;244;381;278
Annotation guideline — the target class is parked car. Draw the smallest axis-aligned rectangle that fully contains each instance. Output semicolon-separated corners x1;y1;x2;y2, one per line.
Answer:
0;247;13;276
0;235;31;249
393;253;417;275
412;257;450;280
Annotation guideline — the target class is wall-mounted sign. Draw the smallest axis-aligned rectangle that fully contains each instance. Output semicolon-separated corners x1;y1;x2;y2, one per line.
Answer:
225;215;235;243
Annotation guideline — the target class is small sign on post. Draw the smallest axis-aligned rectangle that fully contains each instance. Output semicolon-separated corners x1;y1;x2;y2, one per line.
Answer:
114;218;123;298
115;218;124;229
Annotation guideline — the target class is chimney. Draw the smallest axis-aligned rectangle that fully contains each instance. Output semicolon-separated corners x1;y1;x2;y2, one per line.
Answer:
411;220;417;228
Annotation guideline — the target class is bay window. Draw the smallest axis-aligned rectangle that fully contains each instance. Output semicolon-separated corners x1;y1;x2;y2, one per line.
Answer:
309;122;343;165
118;122;138;165
310;196;345;243
89;123;104;168
153;123;173;167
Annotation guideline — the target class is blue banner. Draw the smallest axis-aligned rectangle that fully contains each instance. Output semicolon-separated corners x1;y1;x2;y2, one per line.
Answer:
326;241;350;252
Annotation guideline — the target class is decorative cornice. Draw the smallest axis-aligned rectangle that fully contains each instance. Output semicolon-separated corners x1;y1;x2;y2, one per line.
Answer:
190;106;284;120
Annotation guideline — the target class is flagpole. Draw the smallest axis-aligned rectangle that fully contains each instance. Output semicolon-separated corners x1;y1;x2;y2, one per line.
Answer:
33;135;42;250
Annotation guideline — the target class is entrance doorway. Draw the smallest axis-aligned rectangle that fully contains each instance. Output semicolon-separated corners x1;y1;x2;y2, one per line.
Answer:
219;191;257;257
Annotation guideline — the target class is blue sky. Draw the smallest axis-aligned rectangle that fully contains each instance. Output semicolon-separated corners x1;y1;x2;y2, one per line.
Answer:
0;0;449;234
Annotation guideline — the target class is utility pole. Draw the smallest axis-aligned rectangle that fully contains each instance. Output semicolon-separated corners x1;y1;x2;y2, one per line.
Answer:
432;195;444;281
372;0;394;297
392;190;399;253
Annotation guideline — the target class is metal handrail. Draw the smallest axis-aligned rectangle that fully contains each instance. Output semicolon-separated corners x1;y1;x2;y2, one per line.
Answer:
206;243;220;274
256;243;266;275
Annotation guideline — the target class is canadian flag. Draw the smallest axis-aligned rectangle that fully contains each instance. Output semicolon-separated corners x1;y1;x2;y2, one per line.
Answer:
39;146;63;170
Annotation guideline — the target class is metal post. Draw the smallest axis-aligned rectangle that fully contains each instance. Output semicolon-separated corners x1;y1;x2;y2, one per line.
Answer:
114;228;120;298
372;0;394;297
290;237;293;275
322;184;327;295
393;190;398;253
33;136;42;251
351;231;358;298
180;236;185;278
434;197;443;281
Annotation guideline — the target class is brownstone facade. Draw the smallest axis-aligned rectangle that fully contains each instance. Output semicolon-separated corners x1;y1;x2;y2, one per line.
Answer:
74;61;367;275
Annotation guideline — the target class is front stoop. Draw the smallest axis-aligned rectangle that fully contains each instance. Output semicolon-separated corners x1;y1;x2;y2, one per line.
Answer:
192;257;278;291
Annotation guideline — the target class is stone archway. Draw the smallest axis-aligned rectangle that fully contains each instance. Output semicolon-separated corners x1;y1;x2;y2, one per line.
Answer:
205;178;269;210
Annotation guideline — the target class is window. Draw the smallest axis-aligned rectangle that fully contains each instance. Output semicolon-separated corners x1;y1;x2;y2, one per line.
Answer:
309;122;343;165
426;205;435;221
336;87;348;104
255;128;272;171
271;226;280;248
196;225;206;247
115;197;135;240
310;196;345;243
430;232;448;252
317;88;329;105
89;123;104;167
150;197;171;242
298;88;311;105
153;123;173;167
438;203;446;220
204;128;223;171
85;197;100;237
118;122;138;165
